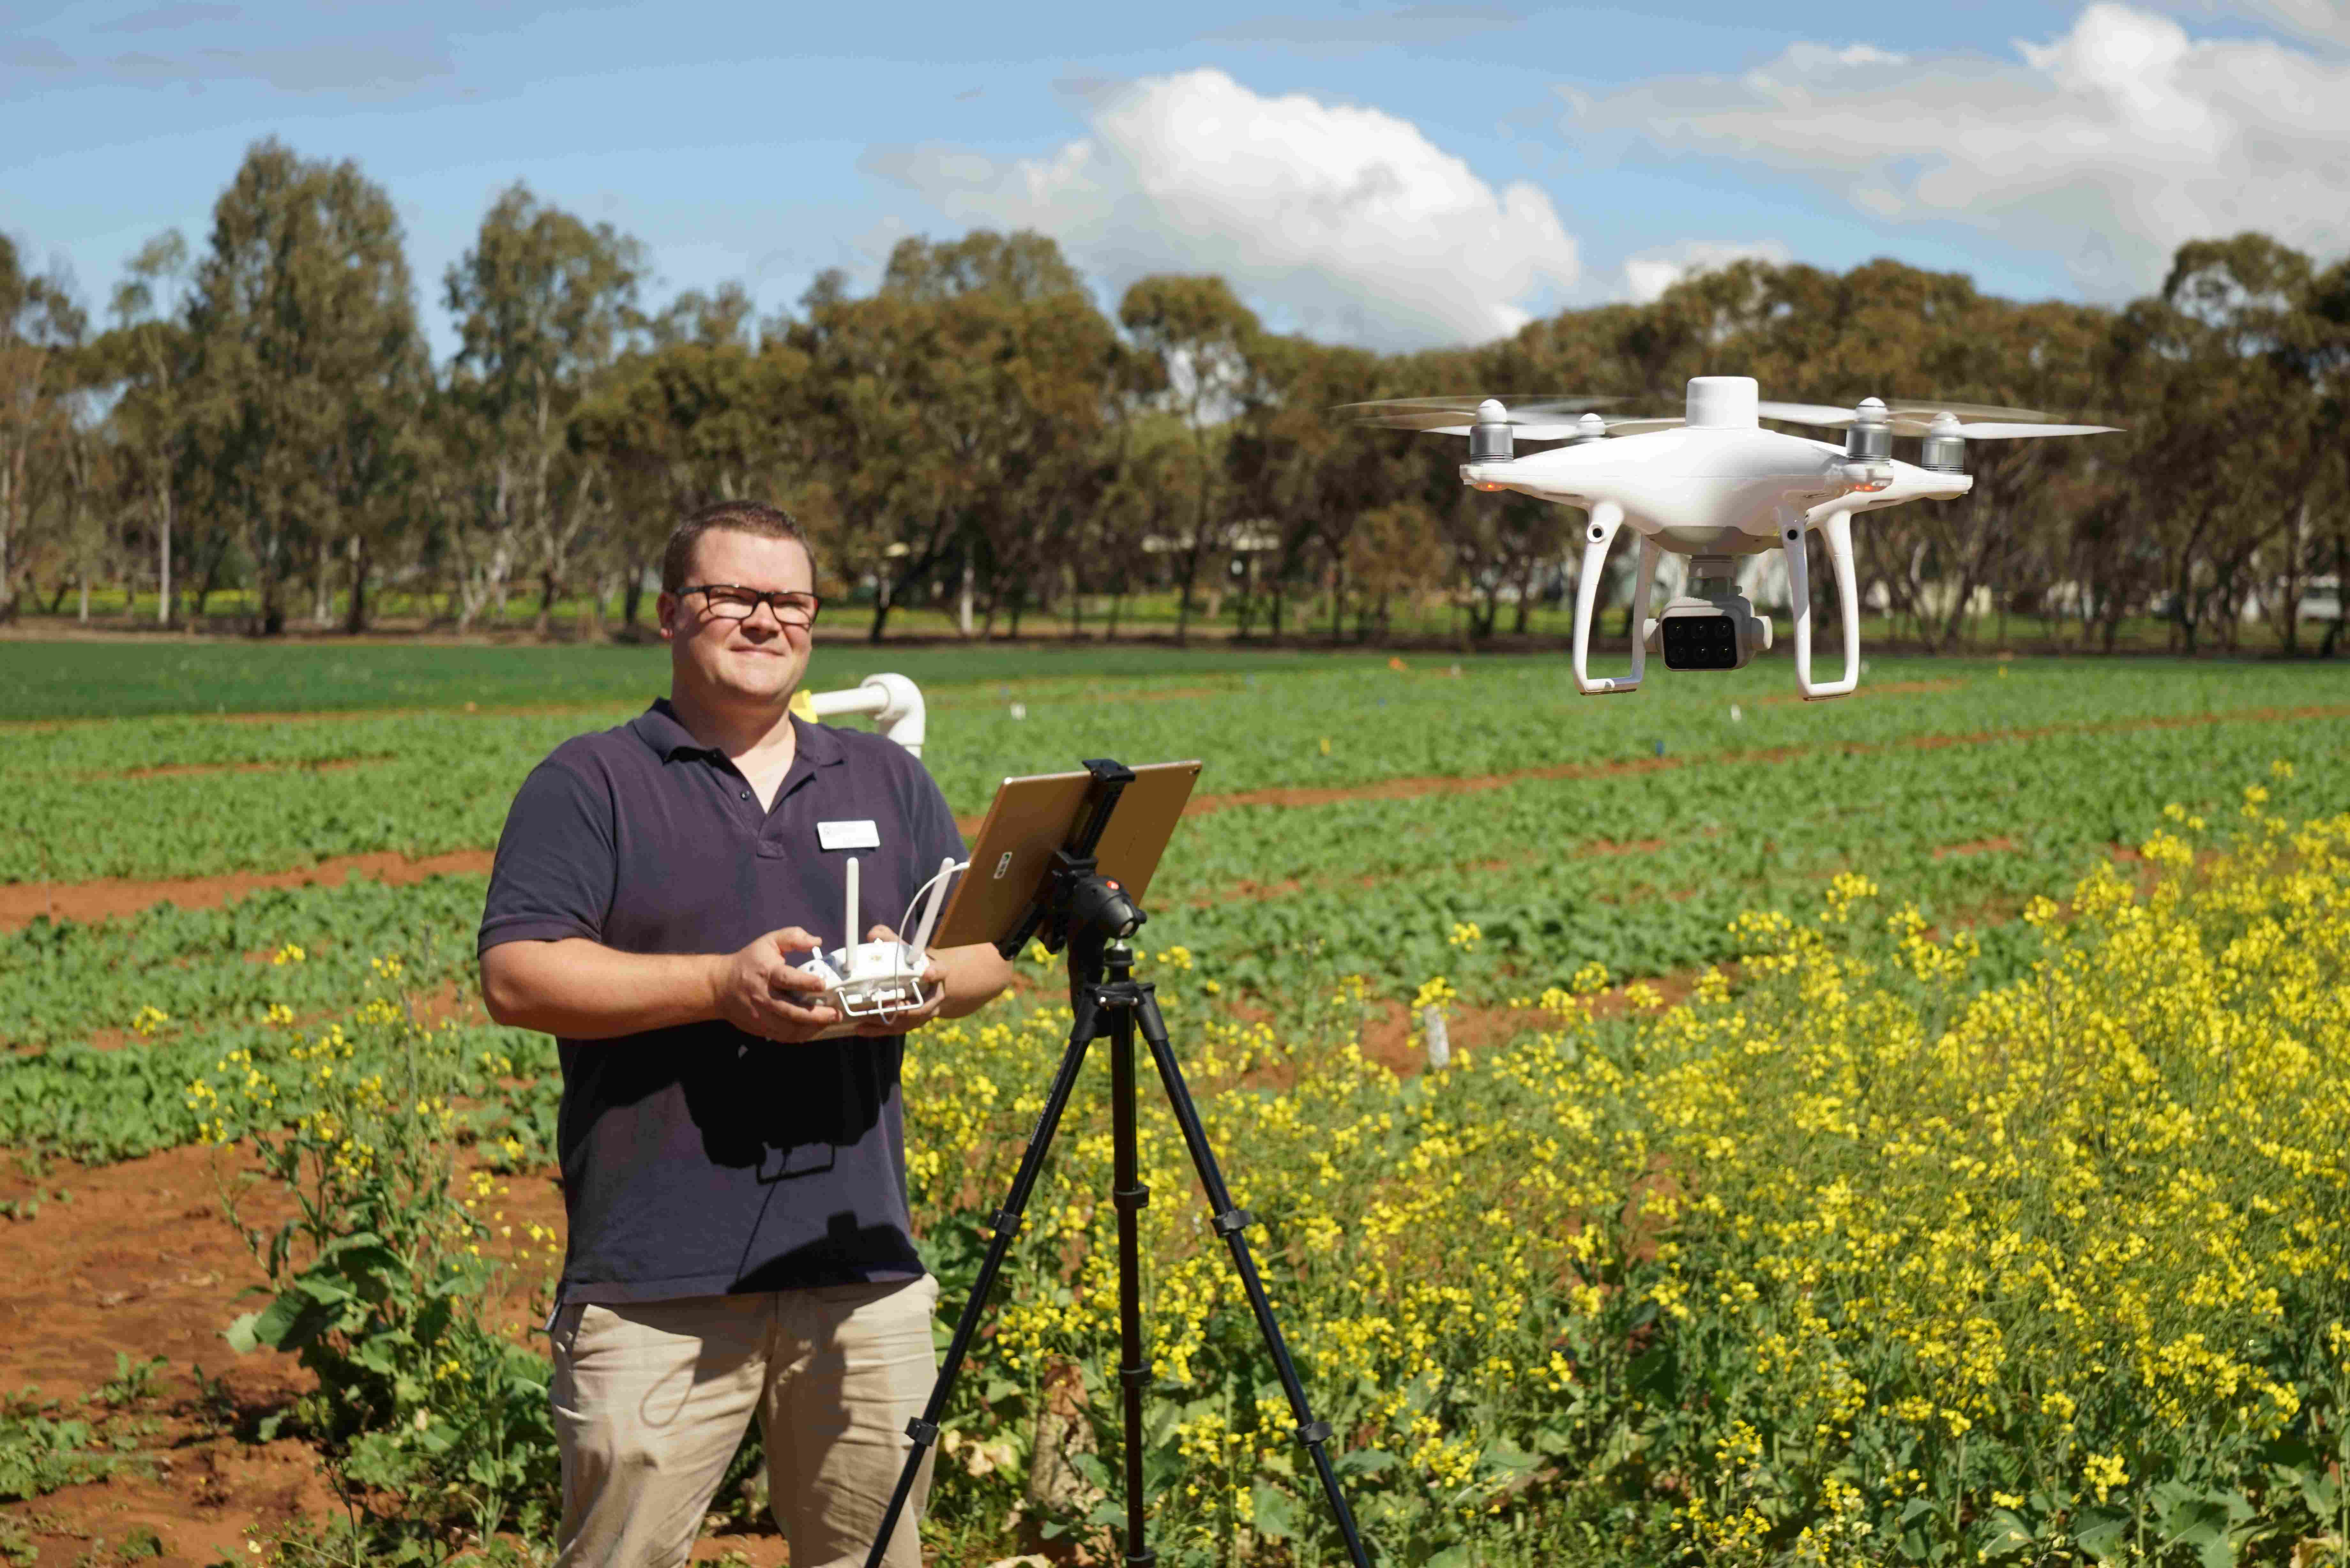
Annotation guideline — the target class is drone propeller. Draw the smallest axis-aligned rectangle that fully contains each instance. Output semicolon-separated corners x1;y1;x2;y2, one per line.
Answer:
1762;395;2121;474
1335;394;1617;427
1415;410;1687;440
1335;396;1681;456
1939;421;2121;440
1757;397;2050;432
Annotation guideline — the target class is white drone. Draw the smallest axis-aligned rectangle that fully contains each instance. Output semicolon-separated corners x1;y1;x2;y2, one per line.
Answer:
1343;376;2118;700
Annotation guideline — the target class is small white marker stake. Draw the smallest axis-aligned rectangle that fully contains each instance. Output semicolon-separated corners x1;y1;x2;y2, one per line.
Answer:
1422;1006;1451;1070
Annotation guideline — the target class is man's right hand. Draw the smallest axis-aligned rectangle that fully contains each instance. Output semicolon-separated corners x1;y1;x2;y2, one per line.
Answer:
712;927;840;1043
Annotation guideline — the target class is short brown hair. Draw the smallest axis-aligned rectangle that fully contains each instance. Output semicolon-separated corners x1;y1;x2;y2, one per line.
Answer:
661;501;817;593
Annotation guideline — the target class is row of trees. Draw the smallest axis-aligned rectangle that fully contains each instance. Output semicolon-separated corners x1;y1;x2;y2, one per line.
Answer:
4;138;2346;652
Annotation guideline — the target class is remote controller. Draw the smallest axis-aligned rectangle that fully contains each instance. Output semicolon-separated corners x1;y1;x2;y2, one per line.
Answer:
790;854;957;1038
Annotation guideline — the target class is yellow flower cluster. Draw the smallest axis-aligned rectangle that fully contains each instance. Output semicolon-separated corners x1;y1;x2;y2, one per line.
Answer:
896;778;2350;1552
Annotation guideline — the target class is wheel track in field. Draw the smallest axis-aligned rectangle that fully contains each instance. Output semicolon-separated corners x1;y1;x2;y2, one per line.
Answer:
6;699;2342;932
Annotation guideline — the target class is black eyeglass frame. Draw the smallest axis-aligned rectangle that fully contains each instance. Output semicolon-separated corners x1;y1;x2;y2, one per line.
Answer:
678;584;824;627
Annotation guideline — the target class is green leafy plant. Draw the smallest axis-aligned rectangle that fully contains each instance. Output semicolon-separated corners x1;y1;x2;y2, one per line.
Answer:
206;995;558;1559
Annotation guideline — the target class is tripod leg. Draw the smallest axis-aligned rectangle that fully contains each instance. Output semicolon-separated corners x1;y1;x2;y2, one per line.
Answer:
1133;989;1378;1568
862;992;1106;1568
1108;995;1155;1566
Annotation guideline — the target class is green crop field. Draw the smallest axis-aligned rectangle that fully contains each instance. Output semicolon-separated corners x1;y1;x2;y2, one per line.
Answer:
2;640;2347;1567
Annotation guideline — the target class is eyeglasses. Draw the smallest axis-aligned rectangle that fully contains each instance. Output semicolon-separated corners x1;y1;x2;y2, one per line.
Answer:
681;584;822;628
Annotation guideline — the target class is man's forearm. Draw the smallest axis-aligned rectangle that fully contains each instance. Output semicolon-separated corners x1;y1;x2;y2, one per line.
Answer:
481;939;722;1040
930;941;1017;1020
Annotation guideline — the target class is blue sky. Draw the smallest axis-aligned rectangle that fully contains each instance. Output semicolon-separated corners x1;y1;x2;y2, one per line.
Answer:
5;0;2346;356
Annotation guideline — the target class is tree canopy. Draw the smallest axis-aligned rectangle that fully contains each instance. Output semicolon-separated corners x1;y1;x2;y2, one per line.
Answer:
8;137;2345;656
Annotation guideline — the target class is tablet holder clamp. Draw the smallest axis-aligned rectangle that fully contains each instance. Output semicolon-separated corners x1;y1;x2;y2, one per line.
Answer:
862;758;1375;1568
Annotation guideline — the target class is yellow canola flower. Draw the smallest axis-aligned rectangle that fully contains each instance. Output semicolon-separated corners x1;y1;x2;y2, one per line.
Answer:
881;787;2350;1557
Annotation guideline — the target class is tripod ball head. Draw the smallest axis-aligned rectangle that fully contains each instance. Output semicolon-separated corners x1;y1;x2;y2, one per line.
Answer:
1070;875;1145;945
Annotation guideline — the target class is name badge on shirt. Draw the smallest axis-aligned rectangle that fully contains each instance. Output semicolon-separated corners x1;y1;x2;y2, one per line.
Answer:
817;819;882;851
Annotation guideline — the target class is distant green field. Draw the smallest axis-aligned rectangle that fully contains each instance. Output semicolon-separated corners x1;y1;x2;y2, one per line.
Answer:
7;646;2345;882
0;637;1377;723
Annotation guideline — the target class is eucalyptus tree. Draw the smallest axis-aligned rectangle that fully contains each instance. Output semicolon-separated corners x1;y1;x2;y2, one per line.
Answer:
97;231;193;624
2097;236;2328;652
1118;273;1261;645
181;139;427;634
1089;412;1190;638
2311;257;2350;657
0;236;85;620
788;231;1122;641
1223;333;1388;639
443;183;643;631
571;283;813;627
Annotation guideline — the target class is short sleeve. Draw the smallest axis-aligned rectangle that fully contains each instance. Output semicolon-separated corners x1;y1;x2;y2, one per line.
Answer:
898;754;968;922
479;757;617;954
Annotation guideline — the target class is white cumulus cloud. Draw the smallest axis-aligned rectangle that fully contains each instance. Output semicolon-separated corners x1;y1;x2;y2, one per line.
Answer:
863;68;1580;349
1571;2;2350;297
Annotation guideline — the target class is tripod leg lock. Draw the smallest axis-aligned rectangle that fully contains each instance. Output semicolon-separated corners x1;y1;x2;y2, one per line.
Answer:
1113;1183;1150;1212
988;1208;1023;1239
905;1417;939;1445
1210;1206;1255;1237
1119;1363;1152;1389
1294;1421;1333;1447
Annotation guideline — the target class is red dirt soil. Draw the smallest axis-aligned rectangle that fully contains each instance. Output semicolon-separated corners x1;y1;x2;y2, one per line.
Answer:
0;851;497;932
117;758;376;783
0;1133;799;1565
0;1140;337;1565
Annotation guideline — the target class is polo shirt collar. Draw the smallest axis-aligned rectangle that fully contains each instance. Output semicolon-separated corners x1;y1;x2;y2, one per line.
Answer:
791;710;848;769
629;698;849;769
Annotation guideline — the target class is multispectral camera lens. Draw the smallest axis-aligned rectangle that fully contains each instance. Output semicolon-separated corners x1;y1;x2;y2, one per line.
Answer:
1661;614;1740;671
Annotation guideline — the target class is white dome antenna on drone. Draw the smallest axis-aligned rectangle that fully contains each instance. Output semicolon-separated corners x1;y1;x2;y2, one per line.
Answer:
1339;377;2119;701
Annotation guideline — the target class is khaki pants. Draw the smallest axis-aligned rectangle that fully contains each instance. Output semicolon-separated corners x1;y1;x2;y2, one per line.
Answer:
549;1276;941;1568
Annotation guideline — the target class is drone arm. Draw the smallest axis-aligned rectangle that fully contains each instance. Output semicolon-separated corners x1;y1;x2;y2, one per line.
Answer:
1571;502;1644;695
1782;507;1862;701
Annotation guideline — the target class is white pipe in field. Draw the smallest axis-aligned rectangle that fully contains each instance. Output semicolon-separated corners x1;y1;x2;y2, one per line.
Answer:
808;673;927;755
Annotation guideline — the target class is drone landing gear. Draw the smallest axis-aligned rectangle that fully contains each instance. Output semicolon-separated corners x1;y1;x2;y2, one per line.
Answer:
861;763;1376;1568
1571;501;1658;695
1781;505;1862;701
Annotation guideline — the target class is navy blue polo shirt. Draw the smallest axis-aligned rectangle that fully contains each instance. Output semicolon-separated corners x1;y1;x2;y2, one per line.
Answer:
478;698;966;1304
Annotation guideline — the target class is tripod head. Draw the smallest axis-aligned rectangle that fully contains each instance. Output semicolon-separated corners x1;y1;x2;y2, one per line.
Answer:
998;758;1151;995
1063;869;1145;993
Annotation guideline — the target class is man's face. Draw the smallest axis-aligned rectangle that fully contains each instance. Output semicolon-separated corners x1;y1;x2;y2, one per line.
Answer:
658;529;817;709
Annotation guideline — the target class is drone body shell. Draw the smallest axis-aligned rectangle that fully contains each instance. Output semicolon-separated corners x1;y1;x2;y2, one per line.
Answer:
1458;426;1972;551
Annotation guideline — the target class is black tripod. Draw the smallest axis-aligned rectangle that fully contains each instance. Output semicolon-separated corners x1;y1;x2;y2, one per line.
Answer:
864;760;1376;1568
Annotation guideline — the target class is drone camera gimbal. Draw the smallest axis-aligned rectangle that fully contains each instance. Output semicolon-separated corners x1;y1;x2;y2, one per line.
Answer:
1646;555;1773;672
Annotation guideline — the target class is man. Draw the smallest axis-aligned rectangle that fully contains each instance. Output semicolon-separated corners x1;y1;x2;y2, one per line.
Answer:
479;499;1015;1568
